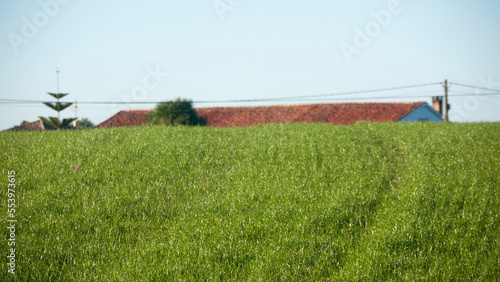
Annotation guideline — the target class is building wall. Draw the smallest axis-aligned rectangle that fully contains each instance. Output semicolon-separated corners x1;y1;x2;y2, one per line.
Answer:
399;103;443;122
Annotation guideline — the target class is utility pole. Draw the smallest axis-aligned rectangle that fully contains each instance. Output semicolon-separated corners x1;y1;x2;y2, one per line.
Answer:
443;79;449;122
73;99;78;127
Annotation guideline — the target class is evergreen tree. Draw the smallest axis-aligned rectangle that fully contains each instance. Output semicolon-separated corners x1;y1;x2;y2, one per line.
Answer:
39;92;77;130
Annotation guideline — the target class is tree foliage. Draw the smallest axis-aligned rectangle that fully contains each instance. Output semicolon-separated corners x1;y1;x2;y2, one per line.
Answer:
146;98;206;126
39;117;76;129
75;118;95;129
47;92;69;99
39;92;76;130
43;102;73;112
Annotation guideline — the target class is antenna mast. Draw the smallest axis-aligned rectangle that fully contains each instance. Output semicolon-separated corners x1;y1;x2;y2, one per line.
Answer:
56;68;60;94
56;68;60;122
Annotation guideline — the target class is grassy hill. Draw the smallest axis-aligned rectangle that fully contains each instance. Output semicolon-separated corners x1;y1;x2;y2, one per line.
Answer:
1;122;499;280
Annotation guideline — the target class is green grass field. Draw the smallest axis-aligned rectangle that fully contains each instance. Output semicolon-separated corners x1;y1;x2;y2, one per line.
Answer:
1;122;499;280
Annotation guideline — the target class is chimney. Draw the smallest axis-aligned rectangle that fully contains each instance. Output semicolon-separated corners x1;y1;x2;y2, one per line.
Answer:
432;96;443;114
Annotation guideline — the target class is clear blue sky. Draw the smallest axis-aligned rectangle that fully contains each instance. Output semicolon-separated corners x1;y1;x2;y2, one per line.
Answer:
1;0;500;130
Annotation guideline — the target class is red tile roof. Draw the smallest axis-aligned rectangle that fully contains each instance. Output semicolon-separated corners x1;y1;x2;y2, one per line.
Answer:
3;119;65;132
96;110;153;129
96;102;425;129
5;120;44;131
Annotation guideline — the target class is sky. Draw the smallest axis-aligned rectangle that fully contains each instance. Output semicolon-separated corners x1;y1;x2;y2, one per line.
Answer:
1;0;500;130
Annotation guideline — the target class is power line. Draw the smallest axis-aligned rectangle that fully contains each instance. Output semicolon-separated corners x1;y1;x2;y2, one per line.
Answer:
269;92;500;103
0;98;46;103
450;82;499;92
1;81;499;106
212;82;443;102
0;104;47;108
2;92;500;109
0;82;442;105
449;89;500;95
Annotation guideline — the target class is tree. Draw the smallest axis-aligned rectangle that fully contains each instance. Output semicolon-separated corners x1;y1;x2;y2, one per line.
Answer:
146;98;206;126
39;92;77;130
75;118;94;129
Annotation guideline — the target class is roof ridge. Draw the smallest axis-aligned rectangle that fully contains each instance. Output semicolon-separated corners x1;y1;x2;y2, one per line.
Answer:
123;109;154;112
193;101;425;109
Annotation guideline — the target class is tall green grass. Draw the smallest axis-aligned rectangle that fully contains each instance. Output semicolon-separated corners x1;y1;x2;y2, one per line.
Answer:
1;122;499;280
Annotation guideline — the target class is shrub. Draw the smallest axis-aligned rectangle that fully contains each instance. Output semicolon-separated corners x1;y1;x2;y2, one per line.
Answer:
146;98;206;126
75;118;95;129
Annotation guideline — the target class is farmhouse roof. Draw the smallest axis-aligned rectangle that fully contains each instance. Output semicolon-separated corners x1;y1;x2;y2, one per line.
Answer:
95;102;427;128
96;109;153;129
4;120;48;132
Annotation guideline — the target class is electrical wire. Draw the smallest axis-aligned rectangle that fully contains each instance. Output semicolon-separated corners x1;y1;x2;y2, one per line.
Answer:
0;82;442;105
450;82;500;92
3;92;500;108
1;81;499;106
